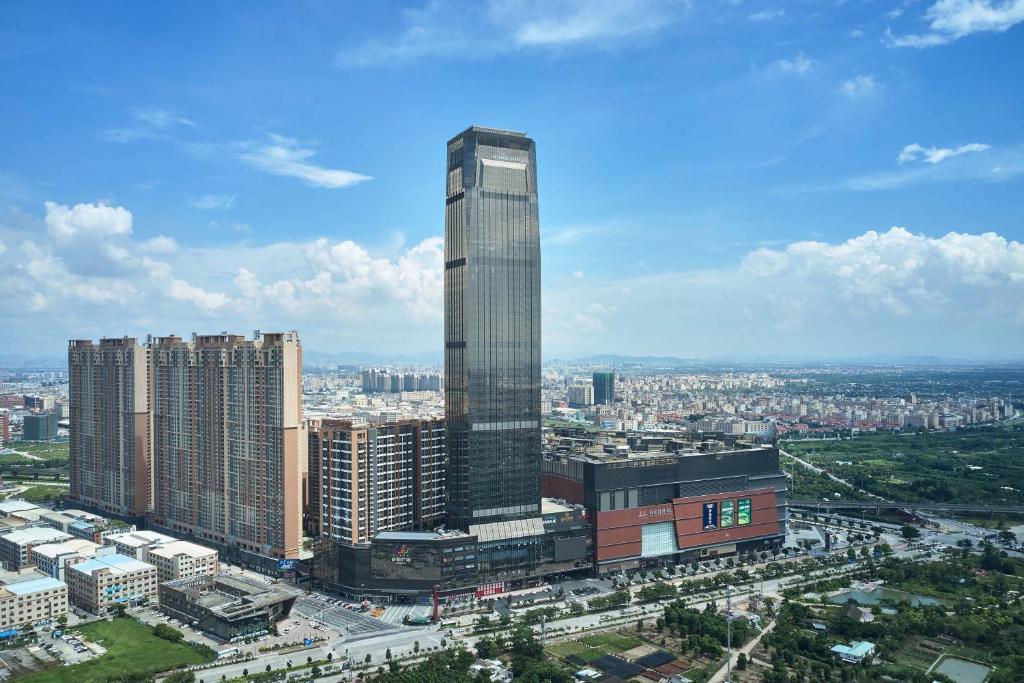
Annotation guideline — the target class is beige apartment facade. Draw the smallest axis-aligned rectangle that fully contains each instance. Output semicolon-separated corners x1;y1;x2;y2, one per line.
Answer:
141;541;218;582
68;338;151;518
149;332;304;559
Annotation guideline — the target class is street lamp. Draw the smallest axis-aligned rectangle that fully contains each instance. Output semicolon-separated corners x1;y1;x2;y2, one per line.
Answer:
725;585;735;683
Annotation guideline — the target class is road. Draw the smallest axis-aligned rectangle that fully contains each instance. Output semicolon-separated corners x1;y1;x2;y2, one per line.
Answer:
707;619;776;683
780;448;886;501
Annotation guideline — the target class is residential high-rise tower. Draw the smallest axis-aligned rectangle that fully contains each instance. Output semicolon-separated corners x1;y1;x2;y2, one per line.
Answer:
149;332;304;560
593;371;615;405
444;126;541;530
68;338;150;518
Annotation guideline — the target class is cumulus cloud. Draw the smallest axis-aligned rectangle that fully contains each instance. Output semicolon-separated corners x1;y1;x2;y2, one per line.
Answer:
235;134;371;189
44;201;133;242
839;74;877;98
888;0;1024;48
545;227;1024;358
897;142;991;164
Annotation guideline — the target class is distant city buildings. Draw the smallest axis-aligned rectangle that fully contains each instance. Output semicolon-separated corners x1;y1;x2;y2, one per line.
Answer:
567;382;595;408
361;369;442;394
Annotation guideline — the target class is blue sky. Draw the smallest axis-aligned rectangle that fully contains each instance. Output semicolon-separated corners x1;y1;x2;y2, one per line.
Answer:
1;0;1023;359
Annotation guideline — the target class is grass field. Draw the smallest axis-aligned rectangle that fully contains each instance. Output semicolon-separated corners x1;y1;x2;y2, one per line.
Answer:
2;441;70;460
783;423;1024;505
548;631;645;663
18;618;214;683
5;483;68;504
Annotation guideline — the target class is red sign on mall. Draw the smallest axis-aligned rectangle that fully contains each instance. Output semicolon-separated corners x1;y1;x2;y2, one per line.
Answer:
475;581;505;598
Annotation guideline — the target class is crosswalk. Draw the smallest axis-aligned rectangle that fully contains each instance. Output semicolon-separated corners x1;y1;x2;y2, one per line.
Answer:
378;603;432;625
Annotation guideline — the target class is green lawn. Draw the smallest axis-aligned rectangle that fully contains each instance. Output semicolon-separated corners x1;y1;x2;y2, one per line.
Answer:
3;442;70;460
19;618;214;683
578;632;644;651
7;484;68;504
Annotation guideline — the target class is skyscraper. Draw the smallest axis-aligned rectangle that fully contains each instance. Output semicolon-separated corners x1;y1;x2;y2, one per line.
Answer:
149;332;304;560
68;338;150;518
444;126;541;530
593;371;615;405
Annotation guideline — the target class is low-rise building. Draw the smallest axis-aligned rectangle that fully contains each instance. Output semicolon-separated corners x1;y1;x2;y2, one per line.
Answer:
830;640;876;664
0;527;73;570
141;541;218;583
30;539;105;580
106;530;177;559
66;554;157;614
158;575;296;642
0;576;68;630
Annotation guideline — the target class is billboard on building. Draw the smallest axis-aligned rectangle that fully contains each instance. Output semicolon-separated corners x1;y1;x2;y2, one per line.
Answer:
720;499;735;528
702;502;718;530
737;498;752;526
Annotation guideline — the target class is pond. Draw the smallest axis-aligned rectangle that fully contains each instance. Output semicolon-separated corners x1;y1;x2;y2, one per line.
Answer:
828;587;953;607
933;656;992;683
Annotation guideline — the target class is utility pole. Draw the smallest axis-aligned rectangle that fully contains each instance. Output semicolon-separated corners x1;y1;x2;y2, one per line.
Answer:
725;585;733;683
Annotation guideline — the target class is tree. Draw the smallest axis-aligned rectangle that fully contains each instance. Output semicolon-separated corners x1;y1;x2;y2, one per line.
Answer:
327;652;334;661
900;525;921;541
242;669;248;678
163;672;196;683
265;664;272;672
386;648;392;660
365;653;372;664
737;652;748;670
476;637;499;659
414;640;420;653
998;529;1017;545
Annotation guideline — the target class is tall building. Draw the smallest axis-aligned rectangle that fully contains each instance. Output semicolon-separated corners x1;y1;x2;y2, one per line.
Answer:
149;332;304;560
311;419;445;545
21;412;58;441
68;338;150;518
567;382;595;408
444;126;542;530
593;371;615;405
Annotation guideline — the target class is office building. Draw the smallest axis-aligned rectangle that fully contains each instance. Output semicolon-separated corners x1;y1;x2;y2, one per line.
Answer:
312;418;446;545
0;576;68;630
593;371;615;405
158;575;295;642
0;527;73;571
149;332;304;562
21;412;58;441
444;126;542;530
66;553;158;614
542;437;787;574
0;413;9;445
68;338;150;517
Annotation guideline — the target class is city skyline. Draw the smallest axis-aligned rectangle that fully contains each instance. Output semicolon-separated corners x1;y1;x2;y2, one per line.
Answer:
1;2;1023;360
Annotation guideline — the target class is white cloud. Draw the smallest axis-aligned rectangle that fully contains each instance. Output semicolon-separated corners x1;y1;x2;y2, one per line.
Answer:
337;0;682;67
44;201;133;242
748;8;784;22
888;0;1024;47
187;194;236;210
839;74;877;98
0;240;6;257
235;134;371;189
572;270;585;278
140;235;178;254
897;142;991;164
545;227;1024;358
769;52;813;75
100;107;196;143
509;0;676;46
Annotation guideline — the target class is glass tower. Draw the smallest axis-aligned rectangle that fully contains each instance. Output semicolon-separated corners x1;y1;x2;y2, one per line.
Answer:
593;371;615;405
444;126;541;530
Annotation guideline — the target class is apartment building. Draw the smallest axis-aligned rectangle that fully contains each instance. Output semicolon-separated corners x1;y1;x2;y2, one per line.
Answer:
141;540;218;583
311;418;446;544
0;577;68;630
149;332;304;560
66;554;157;614
67;338;150;517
